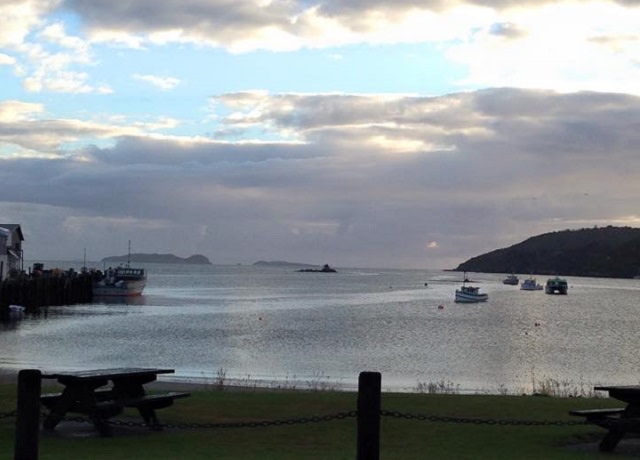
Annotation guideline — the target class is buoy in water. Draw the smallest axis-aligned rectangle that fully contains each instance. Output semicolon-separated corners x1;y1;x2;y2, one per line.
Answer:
437;305;444;310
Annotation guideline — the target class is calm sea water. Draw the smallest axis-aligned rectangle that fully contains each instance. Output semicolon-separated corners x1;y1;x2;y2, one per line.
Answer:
2;263;640;393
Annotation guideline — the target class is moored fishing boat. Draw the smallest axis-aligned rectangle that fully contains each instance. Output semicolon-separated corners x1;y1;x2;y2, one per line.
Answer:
545;276;568;295
455;274;488;303
503;274;519;285
93;265;147;297
93;241;146;297
520;277;543;291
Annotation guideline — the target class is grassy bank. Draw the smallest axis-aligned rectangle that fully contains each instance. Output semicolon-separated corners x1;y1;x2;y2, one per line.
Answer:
0;383;624;459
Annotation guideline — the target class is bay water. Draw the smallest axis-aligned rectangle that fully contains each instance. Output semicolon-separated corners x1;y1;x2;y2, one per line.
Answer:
1;263;639;393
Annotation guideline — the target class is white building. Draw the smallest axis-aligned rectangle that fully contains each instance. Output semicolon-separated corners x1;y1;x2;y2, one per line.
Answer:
0;224;24;280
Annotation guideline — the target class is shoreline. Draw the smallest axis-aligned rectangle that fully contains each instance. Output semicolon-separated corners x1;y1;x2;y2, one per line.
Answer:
0;368;347;393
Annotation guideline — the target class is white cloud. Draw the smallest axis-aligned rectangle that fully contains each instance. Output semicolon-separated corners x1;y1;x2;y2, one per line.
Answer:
448;2;640;94
0;53;16;65
42;1;638;95
1;3;109;94
0;0;58;47
133;73;181;90
0;100;43;122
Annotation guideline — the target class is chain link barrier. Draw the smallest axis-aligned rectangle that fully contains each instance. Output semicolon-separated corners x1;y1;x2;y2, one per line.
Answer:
26;409;586;431
35;410;358;431
380;410;588;427
0;410;16;419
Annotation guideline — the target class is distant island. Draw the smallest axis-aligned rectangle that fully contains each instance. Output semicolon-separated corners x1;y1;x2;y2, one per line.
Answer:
253;261;337;272
454;226;640;278
253;260;317;268
102;253;211;265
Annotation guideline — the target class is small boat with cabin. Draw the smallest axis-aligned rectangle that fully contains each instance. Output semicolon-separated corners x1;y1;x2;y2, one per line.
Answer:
455;274;488;303
520;277;543;291
503;274;519;285
93;265;147;297
545;277;568;295
93;241;147;297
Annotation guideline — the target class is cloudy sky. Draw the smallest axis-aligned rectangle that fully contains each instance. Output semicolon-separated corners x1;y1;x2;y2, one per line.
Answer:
1;0;639;269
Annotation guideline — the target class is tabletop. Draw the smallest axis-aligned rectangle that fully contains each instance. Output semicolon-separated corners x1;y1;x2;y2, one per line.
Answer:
595;386;640;404
42;367;174;381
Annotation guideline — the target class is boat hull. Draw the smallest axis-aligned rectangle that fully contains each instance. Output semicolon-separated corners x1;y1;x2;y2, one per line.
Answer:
454;290;488;303
93;279;146;297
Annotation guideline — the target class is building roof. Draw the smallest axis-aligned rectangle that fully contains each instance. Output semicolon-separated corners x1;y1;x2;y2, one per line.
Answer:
0;224;24;241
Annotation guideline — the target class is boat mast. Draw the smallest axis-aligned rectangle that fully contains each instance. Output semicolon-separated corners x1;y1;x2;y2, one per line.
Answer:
127;240;131;267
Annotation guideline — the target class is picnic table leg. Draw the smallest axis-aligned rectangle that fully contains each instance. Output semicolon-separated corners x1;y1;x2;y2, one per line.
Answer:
90;416;113;437
42;394;70;431
138;407;162;430
599;429;624;452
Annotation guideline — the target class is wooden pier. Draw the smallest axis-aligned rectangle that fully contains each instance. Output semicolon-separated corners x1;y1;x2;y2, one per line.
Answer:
0;271;93;314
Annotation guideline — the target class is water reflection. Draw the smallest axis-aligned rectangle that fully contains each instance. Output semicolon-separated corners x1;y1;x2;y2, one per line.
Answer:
2;267;640;393
92;296;146;306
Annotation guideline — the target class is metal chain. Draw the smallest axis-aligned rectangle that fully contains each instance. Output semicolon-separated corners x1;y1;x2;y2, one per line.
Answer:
48;410;584;430
380;410;588;426
144;411;358;430
46;411;358;430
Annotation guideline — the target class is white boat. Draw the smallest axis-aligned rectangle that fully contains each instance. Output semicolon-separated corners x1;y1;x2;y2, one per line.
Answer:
545;277;568;295
520;277;543;291
93;266;147;297
455;285;488;303
503;274;519;285
455;277;488;303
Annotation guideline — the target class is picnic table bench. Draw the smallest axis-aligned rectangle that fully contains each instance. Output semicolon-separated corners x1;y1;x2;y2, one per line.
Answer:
570;385;640;452
41;368;190;436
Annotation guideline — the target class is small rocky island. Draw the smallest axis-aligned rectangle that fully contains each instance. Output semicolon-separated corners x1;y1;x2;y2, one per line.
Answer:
101;253;211;265
252;261;338;272
298;264;337;273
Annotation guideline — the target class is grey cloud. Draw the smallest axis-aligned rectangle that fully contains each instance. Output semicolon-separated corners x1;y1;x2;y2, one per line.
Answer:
3;88;640;268
61;0;299;40
50;0;568;47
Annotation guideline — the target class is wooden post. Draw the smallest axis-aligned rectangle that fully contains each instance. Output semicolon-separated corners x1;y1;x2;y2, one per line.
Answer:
14;369;41;460
357;371;381;460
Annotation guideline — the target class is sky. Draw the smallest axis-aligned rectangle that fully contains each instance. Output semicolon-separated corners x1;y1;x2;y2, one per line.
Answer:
1;0;640;270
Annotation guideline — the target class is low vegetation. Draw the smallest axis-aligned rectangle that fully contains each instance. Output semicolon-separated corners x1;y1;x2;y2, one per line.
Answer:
0;381;625;459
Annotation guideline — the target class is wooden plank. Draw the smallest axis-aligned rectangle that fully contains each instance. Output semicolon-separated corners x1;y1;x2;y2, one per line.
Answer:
570;408;625;416
120;392;190;408
42;368;174;381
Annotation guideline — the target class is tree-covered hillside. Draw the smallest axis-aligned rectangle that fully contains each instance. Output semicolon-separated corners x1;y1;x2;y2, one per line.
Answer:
454;226;640;278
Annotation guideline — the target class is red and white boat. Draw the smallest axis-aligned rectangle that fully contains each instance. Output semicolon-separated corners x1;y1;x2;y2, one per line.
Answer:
93;265;147;297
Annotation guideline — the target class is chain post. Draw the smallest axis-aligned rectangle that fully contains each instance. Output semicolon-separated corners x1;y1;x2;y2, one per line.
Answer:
14;369;41;460
357;371;381;460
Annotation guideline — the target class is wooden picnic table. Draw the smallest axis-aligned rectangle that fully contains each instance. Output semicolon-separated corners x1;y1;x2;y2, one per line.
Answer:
41;368;190;436
570;385;640;452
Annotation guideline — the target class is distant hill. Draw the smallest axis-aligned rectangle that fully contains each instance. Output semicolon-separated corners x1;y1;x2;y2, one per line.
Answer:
454;226;640;278
102;253;211;265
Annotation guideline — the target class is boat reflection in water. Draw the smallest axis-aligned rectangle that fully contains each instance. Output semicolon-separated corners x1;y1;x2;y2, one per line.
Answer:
92;295;147;306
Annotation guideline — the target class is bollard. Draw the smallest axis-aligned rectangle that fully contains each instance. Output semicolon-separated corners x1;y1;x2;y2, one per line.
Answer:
14;369;41;460
356;371;381;460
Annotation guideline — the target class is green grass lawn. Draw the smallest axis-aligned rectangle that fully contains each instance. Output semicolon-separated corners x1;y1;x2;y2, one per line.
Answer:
0;383;624;459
